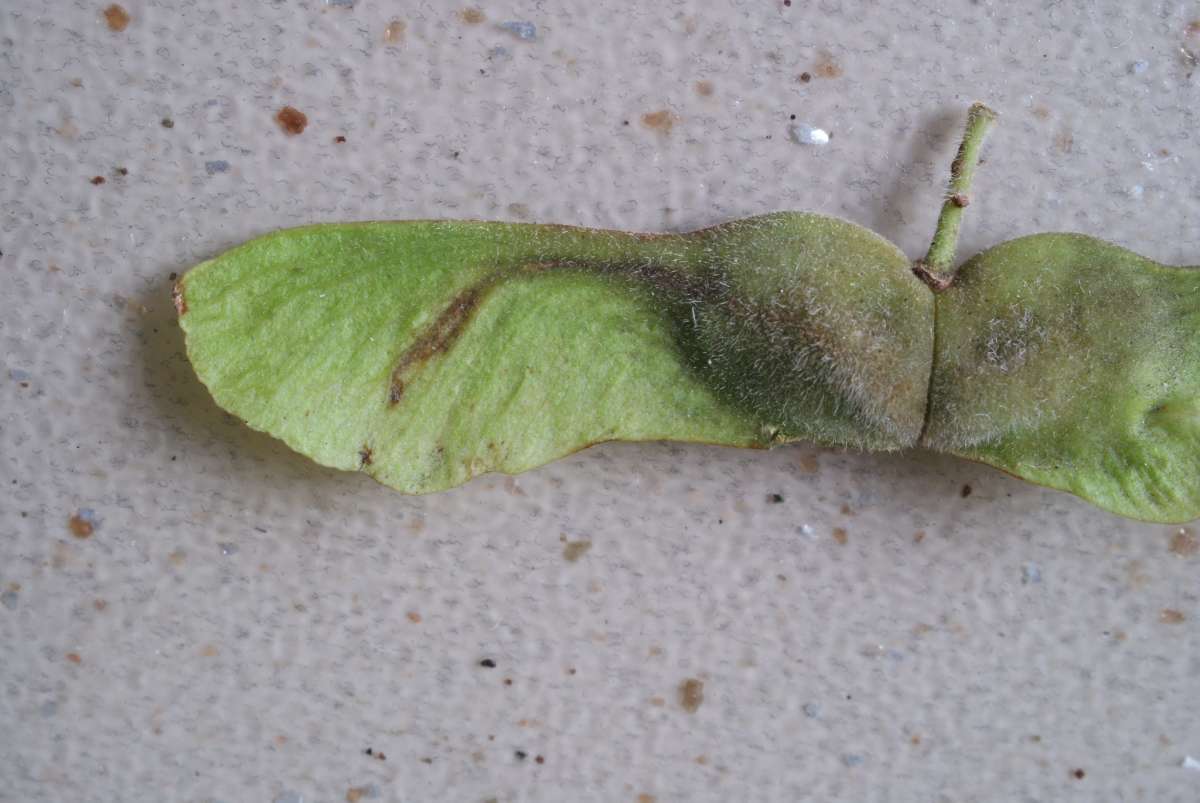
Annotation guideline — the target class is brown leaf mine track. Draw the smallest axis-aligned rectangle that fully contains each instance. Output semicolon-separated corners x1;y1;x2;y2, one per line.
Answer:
389;283;489;406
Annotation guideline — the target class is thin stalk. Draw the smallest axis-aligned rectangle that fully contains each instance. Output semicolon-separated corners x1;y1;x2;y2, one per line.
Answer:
914;102;997;291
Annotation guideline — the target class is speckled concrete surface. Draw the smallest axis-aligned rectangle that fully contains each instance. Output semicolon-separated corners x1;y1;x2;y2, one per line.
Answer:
2;2;1199;801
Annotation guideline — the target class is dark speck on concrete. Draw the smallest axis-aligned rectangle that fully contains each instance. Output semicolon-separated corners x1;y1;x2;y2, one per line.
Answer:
767;493;784;504
205;160;230;175
479;658;496;668
960;483;973;498
161;117;174;128
499;21;537;40
679;678;704;712
515;750;527;760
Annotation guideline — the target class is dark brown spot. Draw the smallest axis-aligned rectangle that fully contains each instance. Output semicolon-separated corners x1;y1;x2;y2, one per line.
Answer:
694;80;714;97
535;755;544;764
913;530;926;544
358;445;373;468
406;611;421;623
345;787;370;803
832;527;848;545
840;503;854;516
1071;768;1085;780
103;4;130;32
459;8;485;24
115;167;128;176
479;658;496;668
161;117;174;128
767;493;784;504
334;135;347;144
1187;19;1200;36
172;280;187;316
503;678;512;686
1169;528;1198;557
276;106;308;135
90;176;105;185
679;678;704;712
68;514;93;539
66;652;82;664
389;285;487;406
798;71;812;83
814;51;843;78
641;109;679;134
960;483;972;498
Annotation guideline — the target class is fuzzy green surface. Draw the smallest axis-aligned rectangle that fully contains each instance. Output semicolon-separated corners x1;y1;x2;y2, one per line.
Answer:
692;213;932;448
924;233;1200;523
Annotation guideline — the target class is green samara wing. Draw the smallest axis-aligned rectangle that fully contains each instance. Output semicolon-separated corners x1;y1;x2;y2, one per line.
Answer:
176;214;931;493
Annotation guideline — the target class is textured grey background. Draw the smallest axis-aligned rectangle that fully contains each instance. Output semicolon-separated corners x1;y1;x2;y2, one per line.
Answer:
2;1;1199;801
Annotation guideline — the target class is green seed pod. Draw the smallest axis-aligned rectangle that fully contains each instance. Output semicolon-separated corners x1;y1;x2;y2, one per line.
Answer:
924;234;1200;522
686;213;931;449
